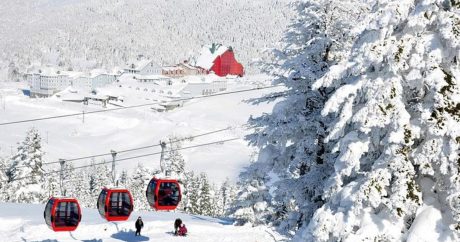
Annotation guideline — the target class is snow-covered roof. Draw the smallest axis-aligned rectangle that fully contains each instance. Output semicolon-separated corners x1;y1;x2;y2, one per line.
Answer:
37;67;61;76
136;74;171;80
185;76;209;84
111;66;125;75
125;59;157;71
90;69;110;78
184;74;224;84
26;67;115;79
55;87;86;101
195;44;229;70
61;71;85;79
162;66;184;71
179;63;200;70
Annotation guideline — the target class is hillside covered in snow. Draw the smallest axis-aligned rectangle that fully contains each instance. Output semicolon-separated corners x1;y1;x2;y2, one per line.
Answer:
4;0;460;241
0;0;294;80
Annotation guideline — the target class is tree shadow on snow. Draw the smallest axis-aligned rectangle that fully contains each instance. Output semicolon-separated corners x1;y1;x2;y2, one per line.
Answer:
82;240;103;242
111;229;149;242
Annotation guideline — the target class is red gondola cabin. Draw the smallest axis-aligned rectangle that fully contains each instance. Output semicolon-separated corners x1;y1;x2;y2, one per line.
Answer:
97;188;134;221
146;178;182;210
44;197;82;232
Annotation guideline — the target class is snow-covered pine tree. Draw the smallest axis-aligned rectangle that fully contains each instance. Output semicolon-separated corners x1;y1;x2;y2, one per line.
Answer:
43;168;60;199
198;172;213;216
119;170;128;187
304;1;460;241
0;157;8;201
231;167;273;225
7;62;20;82
127;163;153;211
7;128;47;203
6;128;44;183
164;135;191;212
179;170;195;213
86;159;112;208
166;135;187;180
87;158;99;198
68;164;90;206
219;177;236;216
60;162;77;197
233;0;371;237
213;182;225;217
186;171;202;215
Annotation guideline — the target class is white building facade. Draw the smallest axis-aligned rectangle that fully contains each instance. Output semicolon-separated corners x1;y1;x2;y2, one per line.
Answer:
124;59;162;75
181;79;227;97
26;70;118;97
91;73;118;89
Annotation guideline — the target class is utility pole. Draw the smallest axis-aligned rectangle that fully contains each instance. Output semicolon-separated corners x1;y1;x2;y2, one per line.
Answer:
159;141;167;175
59;159;66;196
111;150;117;185
82;110;85;124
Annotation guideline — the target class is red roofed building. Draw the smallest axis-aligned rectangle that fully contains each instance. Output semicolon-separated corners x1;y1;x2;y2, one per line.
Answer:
196;44;244;77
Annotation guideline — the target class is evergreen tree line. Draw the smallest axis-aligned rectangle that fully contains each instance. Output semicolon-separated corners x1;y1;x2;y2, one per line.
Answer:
0;128;237;218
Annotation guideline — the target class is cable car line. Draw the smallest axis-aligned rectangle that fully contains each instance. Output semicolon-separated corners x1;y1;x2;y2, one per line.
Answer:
63;126;233;162
0;85;282;127
0;126;242;171
8;137;240;182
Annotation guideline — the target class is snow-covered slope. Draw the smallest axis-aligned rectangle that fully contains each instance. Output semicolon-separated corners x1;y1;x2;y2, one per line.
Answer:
0;202;282;242
0;77;283;183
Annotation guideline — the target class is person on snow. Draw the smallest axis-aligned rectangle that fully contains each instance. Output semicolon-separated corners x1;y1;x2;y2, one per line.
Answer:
135;216;144;236
178;223;188;236
174;218;182;235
